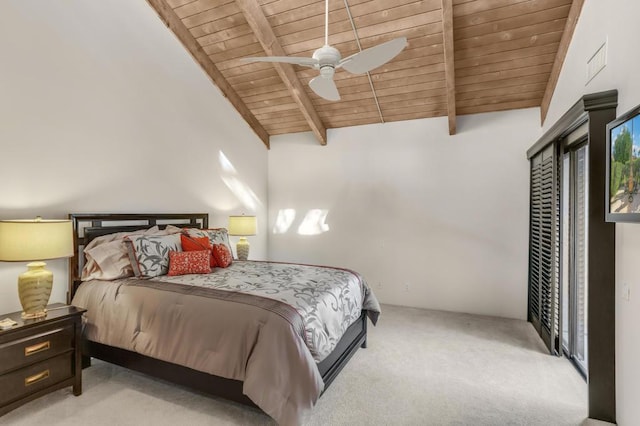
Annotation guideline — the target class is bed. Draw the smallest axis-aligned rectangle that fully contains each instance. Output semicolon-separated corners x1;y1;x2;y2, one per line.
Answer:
67;213;380;425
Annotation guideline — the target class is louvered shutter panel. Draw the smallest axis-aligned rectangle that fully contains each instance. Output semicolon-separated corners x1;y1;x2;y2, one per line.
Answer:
528;144;559;354
553;151;561;354
575;146;588;360
529;156;542;329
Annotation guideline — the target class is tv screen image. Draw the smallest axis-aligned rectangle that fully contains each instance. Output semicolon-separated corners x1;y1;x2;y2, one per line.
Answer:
606;103;640;222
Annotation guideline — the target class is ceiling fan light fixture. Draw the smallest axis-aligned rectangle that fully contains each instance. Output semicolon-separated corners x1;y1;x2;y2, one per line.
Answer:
319;66;335;78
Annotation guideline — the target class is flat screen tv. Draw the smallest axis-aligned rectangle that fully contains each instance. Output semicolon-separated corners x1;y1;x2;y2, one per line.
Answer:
606;103;640;222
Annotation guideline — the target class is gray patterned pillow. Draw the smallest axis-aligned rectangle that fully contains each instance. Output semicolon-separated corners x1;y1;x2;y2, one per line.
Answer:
185;228;234;259
125;234;182;277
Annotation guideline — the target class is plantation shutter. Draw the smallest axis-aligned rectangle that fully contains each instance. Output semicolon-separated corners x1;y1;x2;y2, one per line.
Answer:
553;147;561;354
528;144;560;354
575;146;588;360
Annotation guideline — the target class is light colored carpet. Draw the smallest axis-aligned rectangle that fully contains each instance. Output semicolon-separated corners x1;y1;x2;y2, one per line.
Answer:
3;305;598;426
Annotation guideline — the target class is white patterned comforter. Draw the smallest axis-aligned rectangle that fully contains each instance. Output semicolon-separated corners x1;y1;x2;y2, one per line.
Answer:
154;260;381;362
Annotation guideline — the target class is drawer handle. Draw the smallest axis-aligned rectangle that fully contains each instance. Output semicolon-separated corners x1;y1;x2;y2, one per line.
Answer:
25;341;50;356
25;369;50;386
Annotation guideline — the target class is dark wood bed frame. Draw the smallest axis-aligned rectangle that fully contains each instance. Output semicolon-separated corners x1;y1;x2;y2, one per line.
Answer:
67;213;368;410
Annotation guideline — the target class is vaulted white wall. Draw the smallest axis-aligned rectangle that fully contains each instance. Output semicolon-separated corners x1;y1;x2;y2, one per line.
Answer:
3;0;635;422
542;1;640;423
0;0;268;314
268;109;542;320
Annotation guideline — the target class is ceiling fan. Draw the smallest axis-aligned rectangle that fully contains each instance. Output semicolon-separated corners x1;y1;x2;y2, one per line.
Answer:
242;0;408;101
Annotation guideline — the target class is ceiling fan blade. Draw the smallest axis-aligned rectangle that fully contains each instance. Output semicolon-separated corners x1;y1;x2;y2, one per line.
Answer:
241;56;318;68
339;37;408;74
309;76;340;101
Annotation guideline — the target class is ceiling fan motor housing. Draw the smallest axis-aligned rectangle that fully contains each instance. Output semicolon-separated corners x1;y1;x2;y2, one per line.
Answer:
313;45;341;68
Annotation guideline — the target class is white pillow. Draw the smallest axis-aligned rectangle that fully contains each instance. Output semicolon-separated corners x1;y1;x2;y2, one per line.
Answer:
125;233;182;278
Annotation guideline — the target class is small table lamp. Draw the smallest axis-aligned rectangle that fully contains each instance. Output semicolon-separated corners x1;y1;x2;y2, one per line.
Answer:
228;215;257;261
0;217;74;319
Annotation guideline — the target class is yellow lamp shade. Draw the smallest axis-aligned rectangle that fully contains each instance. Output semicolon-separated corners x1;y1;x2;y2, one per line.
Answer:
228;215;257;236
0;219;74;261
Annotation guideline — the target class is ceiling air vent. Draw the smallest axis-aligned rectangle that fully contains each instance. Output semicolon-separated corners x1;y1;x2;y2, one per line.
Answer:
586;41;607;84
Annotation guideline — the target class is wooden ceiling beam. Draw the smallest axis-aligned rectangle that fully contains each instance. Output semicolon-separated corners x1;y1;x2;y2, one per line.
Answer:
441;0;456;135
146;0;271;148
540;0;585;125
235;0;327;145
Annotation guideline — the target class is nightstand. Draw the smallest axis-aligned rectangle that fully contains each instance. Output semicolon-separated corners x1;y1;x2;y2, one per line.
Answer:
0;303;86;416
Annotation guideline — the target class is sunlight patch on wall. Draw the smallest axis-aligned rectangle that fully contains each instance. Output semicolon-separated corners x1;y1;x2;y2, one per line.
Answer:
273;209;330;236
273;209;296;234
218;151;237;174
219;151;260;211
297;209;329;235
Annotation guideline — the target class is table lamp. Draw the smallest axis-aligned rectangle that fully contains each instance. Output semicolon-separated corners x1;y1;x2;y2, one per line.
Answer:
228;215;257;260
0;217;74;319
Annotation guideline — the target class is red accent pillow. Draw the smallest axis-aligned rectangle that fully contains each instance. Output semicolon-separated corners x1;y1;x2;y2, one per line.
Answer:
180;234;216;267
212;244;233;268
167;250;211;276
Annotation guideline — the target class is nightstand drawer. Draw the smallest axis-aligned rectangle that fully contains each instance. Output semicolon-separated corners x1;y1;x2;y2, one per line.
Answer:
0;324;74;375
0;352;73;406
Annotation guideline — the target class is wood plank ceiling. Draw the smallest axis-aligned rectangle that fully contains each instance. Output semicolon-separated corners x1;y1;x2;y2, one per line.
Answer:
149;0;584;147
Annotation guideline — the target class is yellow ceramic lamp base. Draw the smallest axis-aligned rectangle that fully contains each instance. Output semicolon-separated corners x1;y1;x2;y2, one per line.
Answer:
18;262;53;319
236;237;250;261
